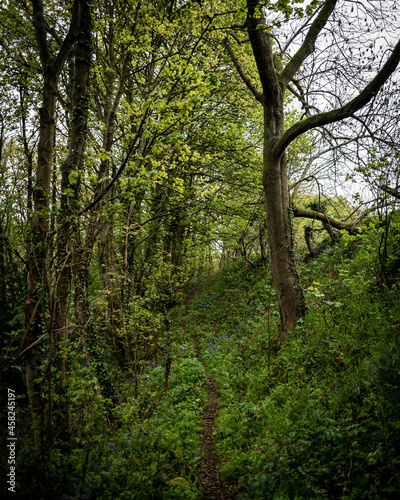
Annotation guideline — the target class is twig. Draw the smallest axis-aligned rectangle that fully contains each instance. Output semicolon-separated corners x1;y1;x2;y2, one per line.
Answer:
13;333;49;363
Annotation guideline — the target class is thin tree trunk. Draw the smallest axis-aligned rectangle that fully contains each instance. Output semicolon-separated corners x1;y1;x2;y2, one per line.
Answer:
51;0;91;424
25;63;57;451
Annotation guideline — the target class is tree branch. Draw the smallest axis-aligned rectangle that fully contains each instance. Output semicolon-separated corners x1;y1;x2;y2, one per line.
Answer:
31;0;84;78
54;0;84;77
282;0;337;87
223;38;263;103
31;0;52;67
287;83;319;116
292;206;354;231
74;109;149;218
274;38;400;158
246;0;280;104
282;11;318;55
381;184;400;200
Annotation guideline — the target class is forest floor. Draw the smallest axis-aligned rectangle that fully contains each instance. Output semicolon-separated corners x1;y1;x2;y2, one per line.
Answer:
181;280;231;500
7;247;400;499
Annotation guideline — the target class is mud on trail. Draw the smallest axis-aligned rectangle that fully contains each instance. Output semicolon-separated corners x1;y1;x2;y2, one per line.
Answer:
181;280;232;500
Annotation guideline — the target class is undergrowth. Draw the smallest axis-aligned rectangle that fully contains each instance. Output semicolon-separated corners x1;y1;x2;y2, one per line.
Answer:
7;338;207;499
6;215;400;499
184;221;400;499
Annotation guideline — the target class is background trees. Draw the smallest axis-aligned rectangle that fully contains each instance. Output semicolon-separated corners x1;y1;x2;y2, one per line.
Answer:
1;0;264;458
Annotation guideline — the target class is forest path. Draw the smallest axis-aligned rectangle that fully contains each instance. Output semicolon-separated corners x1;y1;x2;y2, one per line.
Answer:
181;280;232;500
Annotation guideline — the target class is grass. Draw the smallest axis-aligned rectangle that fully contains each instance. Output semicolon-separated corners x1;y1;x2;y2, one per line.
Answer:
182;225;400;499
7;216;400;499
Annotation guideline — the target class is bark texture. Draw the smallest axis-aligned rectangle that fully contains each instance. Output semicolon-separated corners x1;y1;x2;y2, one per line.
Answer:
245;0;313;338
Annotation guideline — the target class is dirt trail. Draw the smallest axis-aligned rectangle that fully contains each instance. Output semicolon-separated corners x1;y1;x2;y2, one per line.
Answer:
182;280;232;500
198;373;231;499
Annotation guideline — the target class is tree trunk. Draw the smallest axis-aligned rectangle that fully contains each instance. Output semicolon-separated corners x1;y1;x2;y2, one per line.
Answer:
233;0;400;338
51;0;91;416
264;148;305;339
240;1;305;337
26;0;83;451
25;63;57;451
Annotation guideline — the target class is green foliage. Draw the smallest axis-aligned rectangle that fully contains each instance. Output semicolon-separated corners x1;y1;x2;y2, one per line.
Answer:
1;0;400;497
4;213;400;499
7;336;207;499
180;220;400;499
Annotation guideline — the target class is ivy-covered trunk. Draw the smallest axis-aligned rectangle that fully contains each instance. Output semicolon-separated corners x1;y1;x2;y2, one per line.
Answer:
52;0;91;405
25;60;58;451
26;0;83;451
244;0;400;338
244;3;306;338
262;98;305;338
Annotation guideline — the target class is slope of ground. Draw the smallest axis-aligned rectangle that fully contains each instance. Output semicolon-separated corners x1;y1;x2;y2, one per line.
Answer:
9;219;400;499
183;237;400;498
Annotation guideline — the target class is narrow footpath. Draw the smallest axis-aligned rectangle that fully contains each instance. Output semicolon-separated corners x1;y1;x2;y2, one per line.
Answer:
181;280;232;500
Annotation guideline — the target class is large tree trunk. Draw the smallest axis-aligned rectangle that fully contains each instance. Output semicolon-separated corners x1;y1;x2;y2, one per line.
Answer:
240;0;338;338
264;149;305;340
26;0;83;451
230;0;399;338
245;4;306;337
262;92;305;337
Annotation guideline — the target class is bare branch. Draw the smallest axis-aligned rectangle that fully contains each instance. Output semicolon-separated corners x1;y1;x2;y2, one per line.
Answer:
282;9;319;55
282;0;338;87
274;38;400;158
287;83;319;116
